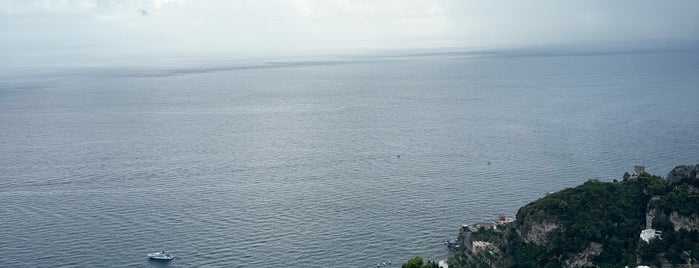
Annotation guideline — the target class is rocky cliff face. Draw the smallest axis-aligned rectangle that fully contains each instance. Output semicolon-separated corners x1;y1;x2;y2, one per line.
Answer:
514;220;605;268
515;220;560;246
563;242;602;268
451;166;699;268
669;212;699;231
660;164;699;231
666;164;699;187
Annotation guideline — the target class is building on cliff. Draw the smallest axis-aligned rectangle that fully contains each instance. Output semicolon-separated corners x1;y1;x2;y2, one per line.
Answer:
471;222;496;230
632;165;646;178
639;228;661;243
497;213;514;224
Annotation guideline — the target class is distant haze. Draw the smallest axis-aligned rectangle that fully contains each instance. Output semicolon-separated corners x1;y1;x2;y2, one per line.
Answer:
2;0;699;66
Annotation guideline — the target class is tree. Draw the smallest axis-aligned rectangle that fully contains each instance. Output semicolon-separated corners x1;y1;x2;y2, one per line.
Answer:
403;256;424;268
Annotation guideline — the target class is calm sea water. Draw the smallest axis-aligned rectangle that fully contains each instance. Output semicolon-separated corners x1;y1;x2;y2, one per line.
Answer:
1;51;699;267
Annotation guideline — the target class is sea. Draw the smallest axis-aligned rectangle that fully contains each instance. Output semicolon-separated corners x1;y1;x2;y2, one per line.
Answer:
1;50;698;267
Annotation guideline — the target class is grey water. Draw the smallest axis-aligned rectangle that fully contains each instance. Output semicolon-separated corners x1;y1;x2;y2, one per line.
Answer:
1;51;699;267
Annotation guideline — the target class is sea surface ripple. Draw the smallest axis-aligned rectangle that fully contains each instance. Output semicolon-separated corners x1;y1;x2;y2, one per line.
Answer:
1;52;699;267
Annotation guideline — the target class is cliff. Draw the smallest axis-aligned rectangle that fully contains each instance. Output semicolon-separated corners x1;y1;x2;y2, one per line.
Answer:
666;164;699;188
449;165;699;268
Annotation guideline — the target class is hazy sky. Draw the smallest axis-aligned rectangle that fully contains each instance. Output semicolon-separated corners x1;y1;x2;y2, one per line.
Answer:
2;0;698;65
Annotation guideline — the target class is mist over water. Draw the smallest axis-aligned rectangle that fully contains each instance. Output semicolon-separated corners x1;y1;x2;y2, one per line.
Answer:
1;51;699;267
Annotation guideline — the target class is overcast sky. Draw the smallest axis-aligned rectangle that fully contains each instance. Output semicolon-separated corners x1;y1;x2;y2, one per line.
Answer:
2;0;698;65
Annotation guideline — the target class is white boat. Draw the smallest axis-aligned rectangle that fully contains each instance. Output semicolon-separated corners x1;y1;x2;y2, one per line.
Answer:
147;251;174;260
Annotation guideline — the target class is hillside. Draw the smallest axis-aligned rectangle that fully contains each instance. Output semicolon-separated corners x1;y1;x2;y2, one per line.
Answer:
446;165;699;268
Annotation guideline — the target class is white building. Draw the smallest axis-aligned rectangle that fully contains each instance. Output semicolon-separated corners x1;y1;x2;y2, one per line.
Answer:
640;228;661;243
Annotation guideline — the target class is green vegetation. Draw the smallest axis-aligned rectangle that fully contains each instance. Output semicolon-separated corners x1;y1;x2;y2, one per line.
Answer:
448;254;491;268
643;175;699;265
652;183;699;216
401;256;439;268
471;228;505;246
509;177;651;267
638;228;699;267
439;170;699;268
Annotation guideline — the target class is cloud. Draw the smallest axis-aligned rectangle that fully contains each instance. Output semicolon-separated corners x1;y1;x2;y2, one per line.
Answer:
154;0;175;10
1;0;698;66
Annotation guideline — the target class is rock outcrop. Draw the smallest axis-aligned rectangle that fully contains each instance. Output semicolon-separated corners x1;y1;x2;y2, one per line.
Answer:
516;220;560;246
563;242;603;268
666;164;699;187
669;211;699;231
448;166;699;268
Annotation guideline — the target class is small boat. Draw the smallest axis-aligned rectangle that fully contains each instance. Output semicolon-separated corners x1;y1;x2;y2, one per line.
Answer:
147;251;174;260
446;239;459;250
